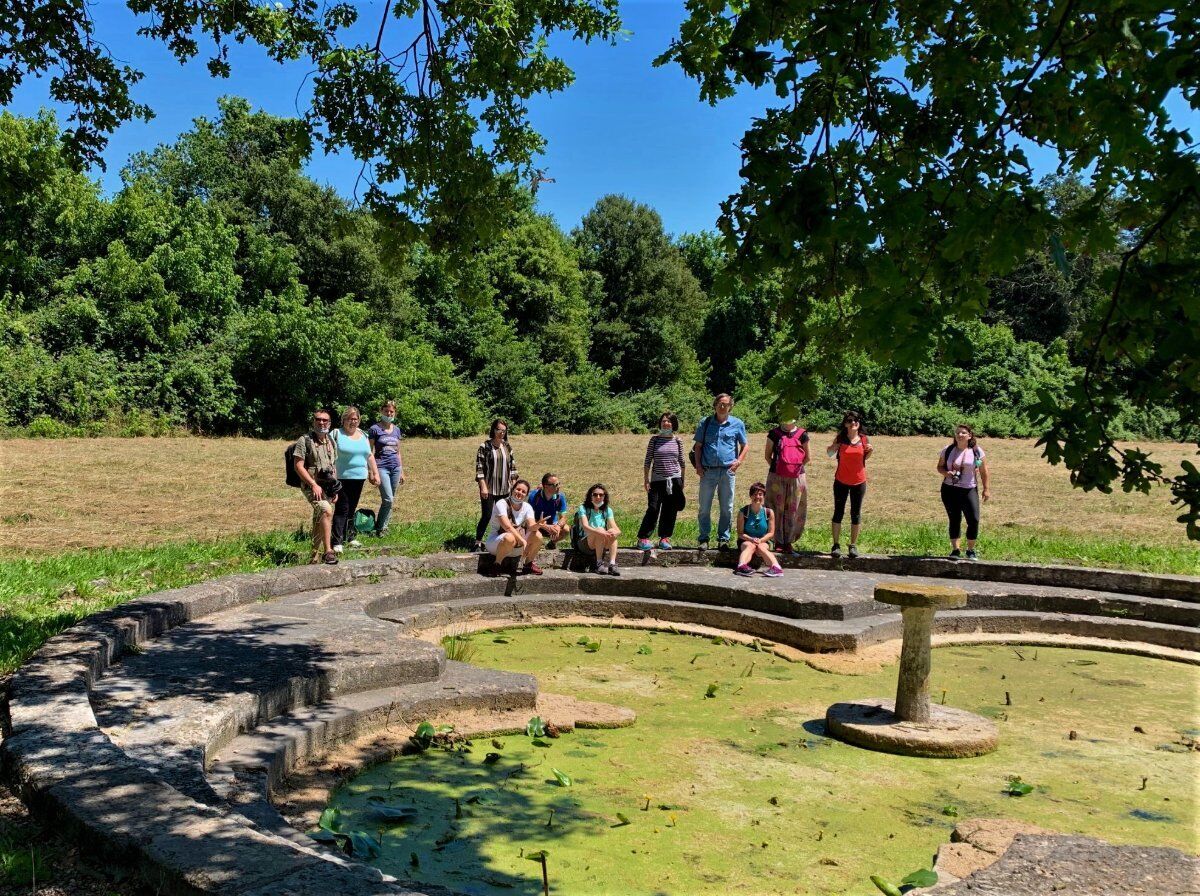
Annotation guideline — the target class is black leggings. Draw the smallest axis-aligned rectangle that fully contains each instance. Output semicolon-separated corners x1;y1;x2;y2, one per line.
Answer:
832;481;866;525
941;483;981;540
476;494;507;542
637;478;681;539
331;478;365;547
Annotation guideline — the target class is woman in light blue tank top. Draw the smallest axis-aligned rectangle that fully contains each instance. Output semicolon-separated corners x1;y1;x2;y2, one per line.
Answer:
735;482;783;577
330;406;379;553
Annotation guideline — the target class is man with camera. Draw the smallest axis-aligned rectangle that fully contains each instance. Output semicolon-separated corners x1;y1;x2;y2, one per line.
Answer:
292;409;342;564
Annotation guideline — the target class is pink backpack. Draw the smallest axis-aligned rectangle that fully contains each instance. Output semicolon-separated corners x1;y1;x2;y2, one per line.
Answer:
773;427;807;477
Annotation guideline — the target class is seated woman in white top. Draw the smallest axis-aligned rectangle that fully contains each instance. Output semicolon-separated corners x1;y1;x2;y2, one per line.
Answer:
484;479;545;576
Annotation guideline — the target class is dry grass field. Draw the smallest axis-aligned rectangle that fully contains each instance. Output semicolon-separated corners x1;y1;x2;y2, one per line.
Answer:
1;433;1196;558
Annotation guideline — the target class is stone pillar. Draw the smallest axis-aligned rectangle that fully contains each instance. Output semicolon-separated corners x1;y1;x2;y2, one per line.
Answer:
825;581;998;758
895;605;936;722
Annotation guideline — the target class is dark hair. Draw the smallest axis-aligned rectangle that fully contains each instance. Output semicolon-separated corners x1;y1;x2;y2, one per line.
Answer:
489;418;510;440
511;478;531;494
656;411;680;432
713;393;733;407
954;423;978;450
313;407;334;422
748;481;767;496
585;482;610;515
541;472;557;486
836;410;866;444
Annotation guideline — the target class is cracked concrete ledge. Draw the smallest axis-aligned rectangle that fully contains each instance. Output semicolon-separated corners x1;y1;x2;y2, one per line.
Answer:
1;551;1196;895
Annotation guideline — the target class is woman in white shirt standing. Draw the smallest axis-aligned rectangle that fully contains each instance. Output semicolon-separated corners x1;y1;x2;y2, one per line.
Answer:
936;423;991;561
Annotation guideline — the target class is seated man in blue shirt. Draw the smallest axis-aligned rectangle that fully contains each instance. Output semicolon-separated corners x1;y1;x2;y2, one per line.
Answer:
529;472;570;548
692;393;749;550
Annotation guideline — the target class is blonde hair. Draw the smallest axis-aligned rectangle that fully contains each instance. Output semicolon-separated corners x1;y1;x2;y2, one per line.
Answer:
341;405;361;425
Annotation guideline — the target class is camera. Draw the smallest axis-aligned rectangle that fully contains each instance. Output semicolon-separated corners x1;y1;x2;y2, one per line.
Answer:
315;470;342;496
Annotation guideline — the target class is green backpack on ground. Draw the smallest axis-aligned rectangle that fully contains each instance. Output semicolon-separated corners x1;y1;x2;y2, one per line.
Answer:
354;508;377;534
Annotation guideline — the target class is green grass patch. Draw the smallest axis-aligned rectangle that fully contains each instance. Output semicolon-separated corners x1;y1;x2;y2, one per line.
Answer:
0;515;1194;677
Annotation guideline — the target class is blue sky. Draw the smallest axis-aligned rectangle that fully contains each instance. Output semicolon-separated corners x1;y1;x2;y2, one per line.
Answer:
7;2;1196;236
7;1;767;236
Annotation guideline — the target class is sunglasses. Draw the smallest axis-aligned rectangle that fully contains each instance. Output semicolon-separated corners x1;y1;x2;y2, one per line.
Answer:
591;491;606;498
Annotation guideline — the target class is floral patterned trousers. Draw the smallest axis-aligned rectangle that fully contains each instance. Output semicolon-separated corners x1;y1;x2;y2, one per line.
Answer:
766;471;808;548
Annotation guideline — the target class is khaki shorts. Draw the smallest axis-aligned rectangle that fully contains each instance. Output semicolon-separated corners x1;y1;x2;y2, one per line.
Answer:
301;485;334;526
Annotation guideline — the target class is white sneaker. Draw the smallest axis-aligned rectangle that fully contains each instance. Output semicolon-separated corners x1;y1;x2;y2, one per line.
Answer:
332;544;344;554
348;539;363;548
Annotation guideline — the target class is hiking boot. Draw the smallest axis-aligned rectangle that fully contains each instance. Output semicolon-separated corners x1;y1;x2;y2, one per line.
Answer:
658;538;673;551
830;543;841;559
608;563;621;577
473;540;485;553
697;541;709;552
523;561;544;576
948;549;962;561
718;540;731;551
965;549;978;561
734;564;754;577
847;544;859;559
596;560;610;575
636;538;654;552
763;565;783;577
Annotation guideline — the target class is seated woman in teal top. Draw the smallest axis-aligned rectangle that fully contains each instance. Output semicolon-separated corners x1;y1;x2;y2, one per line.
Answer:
573;483;622;576
735;481;783;577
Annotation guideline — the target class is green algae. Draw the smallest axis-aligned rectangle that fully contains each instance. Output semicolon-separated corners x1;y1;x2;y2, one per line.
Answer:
327;629;1199;896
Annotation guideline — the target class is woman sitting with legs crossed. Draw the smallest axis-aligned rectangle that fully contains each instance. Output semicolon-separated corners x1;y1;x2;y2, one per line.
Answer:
485;479;545;575
574;483;622;576
735;482;783;577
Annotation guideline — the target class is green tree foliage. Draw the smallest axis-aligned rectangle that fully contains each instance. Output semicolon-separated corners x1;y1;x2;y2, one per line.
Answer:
1;0;620;243
574;196;708;397
661;0;1200;536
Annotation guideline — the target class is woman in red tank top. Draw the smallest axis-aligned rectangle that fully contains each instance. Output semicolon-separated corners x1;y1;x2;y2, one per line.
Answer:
824;411;872;559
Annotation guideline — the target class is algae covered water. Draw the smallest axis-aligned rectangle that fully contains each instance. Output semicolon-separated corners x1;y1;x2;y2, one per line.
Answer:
327;628;1198;895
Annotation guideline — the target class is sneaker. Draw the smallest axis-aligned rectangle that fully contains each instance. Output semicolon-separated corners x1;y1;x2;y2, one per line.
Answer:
763;565;783;577
636;538;654;552
734;564;754;577
658;538;673;551
348;538;363;548
523;561;544;576
608;563;621;577
595;560;609;575
847;544;859;559
473;540;485;553
965;549;978;561
697;541;709;552
948;549;962;561
718;540;731;551
332;544;344;554
830;543;841;559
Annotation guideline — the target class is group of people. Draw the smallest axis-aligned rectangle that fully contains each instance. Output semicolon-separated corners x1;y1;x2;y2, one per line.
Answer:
291;394;992;571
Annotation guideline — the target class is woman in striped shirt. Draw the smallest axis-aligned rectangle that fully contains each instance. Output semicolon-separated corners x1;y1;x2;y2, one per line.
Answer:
636;412;686;551
474;419;519;552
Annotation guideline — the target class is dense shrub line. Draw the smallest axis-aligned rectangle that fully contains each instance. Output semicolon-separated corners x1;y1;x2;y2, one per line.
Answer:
0;103;1186;442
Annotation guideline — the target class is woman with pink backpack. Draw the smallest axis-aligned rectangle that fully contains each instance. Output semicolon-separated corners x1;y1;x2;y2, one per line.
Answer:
763;417;810;555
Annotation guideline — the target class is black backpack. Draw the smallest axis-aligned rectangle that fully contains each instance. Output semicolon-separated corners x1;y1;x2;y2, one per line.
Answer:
284;436;311;488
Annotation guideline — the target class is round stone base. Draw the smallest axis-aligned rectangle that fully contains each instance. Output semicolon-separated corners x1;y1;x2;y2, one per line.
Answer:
825;698;999;758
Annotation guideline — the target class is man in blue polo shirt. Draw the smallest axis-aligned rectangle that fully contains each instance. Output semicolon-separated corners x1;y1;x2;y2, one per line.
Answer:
692;393;749;550
529;472;570;548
